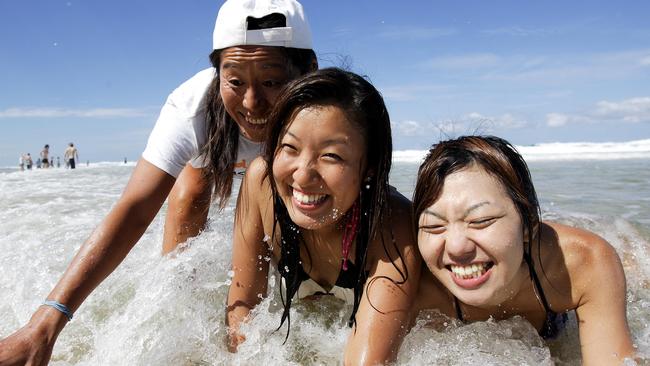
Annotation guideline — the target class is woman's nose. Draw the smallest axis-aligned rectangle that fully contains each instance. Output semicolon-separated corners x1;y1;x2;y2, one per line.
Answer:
445;225;476;261
292;157;319;186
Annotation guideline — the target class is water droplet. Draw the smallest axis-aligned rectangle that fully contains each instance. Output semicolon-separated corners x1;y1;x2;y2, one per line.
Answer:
263;234;271;242
227;270;235;278
284;266;289;272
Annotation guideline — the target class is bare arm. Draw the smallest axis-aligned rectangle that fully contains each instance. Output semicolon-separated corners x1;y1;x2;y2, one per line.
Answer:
225;158;271;352
567;229;635;365
343;192;421;365
0;159;175;366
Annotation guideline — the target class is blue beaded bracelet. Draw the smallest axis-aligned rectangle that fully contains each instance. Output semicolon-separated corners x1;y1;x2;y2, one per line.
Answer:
42;300;73;321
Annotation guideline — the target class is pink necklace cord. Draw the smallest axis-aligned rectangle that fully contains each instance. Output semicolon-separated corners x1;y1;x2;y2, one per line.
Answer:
341;200;360;271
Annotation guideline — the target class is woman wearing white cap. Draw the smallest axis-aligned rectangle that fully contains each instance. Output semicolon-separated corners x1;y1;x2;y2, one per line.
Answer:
0;1;317;365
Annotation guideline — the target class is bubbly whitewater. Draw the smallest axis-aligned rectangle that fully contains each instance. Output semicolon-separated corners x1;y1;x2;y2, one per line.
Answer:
1;141;649;365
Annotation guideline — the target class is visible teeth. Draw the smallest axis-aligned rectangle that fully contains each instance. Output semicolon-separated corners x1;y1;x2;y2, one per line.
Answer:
293;190;326;204
247;117;267;125
450;263;489;279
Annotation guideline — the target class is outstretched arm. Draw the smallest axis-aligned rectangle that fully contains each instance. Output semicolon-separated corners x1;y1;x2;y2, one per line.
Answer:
0;159;175;366
225;158;271;352
344;192;421;365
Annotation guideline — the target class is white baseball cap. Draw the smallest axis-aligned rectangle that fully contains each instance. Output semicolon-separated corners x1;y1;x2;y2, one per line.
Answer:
213;0;313;50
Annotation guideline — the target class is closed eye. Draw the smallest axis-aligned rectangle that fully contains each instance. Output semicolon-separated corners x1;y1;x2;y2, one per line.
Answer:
322;153;343;162
469;217;497;228
419;225;445;234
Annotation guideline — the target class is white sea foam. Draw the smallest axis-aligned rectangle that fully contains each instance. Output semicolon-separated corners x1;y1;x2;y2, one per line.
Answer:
393;138;650;163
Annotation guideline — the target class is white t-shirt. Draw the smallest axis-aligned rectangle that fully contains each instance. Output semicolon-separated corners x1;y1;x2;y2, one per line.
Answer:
142;68;262;179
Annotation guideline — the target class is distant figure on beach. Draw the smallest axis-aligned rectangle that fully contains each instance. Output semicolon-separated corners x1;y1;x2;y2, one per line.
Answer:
40;144;50;168
56;156;61;168
124;157;127;164
19;154;25;171
36;158;42;169
64;143;78;169
24;153;33;170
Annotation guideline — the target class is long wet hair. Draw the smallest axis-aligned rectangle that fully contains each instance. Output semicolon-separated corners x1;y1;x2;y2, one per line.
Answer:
413;135;541;268
199;13;316;208
264;68;395;333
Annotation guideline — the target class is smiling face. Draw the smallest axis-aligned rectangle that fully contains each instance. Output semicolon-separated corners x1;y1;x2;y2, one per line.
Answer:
272;105;366;232
219;46;299;142
417;164;529;307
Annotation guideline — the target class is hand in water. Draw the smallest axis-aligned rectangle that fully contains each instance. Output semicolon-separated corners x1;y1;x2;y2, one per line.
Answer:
0;307;65;366
0;325;56;366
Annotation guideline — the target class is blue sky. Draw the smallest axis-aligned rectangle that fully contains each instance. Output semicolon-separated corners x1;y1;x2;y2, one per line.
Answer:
1;0;649;166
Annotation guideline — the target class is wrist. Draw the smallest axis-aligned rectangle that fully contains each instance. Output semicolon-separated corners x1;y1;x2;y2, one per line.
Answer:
29;305;69;340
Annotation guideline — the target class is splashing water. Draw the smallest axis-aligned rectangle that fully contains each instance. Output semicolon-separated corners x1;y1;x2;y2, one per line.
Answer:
0;159;648;365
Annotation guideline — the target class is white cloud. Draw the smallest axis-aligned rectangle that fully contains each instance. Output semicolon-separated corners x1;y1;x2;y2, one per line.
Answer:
466;112;528;129
0;107;153;119
391;120;423;137
594;97;650;123
380;27;457;40
545;96;650;127
546;113;570;127
641;55;650;66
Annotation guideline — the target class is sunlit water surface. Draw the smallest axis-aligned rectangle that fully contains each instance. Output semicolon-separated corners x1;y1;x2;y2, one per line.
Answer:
0;159;648;365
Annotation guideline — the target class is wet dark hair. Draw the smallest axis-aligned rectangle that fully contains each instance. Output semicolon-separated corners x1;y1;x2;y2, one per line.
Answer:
413;135;541;263
200;13;317;208
263;67;395;335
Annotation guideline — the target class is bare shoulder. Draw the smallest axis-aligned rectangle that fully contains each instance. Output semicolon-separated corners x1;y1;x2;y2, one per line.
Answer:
386;187;414;226
539;221;624;306
542;221;619;268
236;156;273;226
244;156;269;186
367;187;418;264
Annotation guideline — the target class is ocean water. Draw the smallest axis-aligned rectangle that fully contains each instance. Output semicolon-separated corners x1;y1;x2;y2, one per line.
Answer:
0;141;649;365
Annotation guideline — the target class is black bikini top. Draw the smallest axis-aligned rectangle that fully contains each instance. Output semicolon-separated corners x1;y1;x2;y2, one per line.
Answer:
296;260;360;290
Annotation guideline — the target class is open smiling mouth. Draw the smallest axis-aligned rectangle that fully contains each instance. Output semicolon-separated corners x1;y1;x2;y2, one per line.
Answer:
292;189;329;209
448;262;494;280
241;114;268;127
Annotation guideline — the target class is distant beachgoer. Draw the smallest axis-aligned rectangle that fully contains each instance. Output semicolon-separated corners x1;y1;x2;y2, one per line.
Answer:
56;156;61;168
41;144;50;168
25;154;33;170
19;154;25;171
124;157;127;164
64;143;79;169
36;158;42;169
